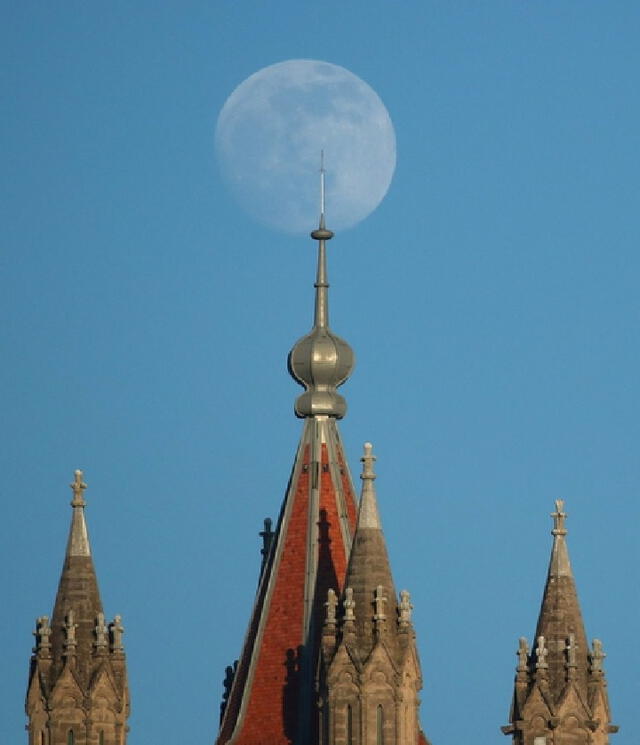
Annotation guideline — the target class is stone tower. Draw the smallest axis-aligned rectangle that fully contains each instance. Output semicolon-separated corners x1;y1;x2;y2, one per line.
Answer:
318;443;425;745
26;471;129;745
216;193;359;745
502;500;617;745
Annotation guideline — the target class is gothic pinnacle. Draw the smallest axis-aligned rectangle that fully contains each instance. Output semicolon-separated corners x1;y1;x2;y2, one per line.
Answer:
67;469;91;557
359;442;381;529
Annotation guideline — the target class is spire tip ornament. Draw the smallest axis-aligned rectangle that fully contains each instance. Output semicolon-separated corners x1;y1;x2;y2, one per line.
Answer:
311;151;333;240
70;469;87;507
288;155;354;418
361;442;376;482
357;441;381;529
551;499;568;536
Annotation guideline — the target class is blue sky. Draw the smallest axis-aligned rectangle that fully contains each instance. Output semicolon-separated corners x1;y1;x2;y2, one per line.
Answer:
2;2;639;744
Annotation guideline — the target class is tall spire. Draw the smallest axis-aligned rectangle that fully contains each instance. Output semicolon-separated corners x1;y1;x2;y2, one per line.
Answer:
50;470;103;669
217;183;359;745
26;471;130;745
288;155;354;419
534;499;588;697
502;500;617;744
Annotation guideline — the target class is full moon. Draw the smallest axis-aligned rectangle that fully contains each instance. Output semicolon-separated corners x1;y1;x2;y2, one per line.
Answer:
215;59;396;234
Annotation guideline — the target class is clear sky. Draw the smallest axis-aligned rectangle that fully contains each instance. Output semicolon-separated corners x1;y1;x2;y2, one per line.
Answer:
2;2;639;744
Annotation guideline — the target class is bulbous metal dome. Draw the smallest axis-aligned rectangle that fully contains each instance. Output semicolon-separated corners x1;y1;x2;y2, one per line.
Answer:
288;219;354;419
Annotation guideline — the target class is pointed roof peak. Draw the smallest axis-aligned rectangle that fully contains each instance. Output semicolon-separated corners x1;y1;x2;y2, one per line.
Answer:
531;499;589;702
340;442;398;657
70;469;87;507
49;470;104;678
549;498;572;578
551;498;568;537
67;469;91;558
358;442;381;529
504;499;617;736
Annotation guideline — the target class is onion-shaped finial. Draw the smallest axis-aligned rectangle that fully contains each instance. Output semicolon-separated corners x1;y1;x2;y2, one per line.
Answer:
288;156;354;418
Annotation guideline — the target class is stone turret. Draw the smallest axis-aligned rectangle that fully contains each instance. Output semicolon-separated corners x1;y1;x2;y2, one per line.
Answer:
26;471;129;745
318;444;427;745
502;500;617;745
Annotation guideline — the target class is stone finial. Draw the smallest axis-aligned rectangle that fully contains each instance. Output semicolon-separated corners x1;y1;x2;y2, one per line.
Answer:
34;616;52;657
343;587;355;622
361;443;376;484
551;499;567;536
110;615;125;654
374;585;387;623
260;517;274;570
95;612;108;652
357;442;381;529
566;634;577;680
64;610;77;654
535;636;549;671
398;590;413;628
325;588;338;626
517;637;529;673
591;638;606;674
220;660;238;723
70;469;87;508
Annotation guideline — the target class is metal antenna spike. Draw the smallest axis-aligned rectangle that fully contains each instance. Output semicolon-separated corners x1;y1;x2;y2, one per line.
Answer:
319;150;326;225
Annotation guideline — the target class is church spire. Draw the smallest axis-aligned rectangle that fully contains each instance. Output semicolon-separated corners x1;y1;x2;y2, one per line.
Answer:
502;500;617;745
50;470;103;671
533;499;589;697
216;184;359;745
26;470;130;745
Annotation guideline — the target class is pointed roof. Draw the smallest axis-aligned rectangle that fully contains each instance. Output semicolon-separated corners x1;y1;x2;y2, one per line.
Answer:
217;208;359;745
50;470;104;681
342;443;398;657
503;500;618;739
26;470;130;737
533;499;589;701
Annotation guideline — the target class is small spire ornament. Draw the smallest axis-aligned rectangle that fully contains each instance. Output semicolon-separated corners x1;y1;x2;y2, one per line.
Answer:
343;587;356;622
591;638;606;675
566;634;578;681
517;637;529;673
535;636;549;672
64;609;78;656
374;585;387;623
110;615;125;654
70;469;87;507
398;590;413;629
325;588;338;626
95;612;109;653
34;616;52;658
551;499;568;536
